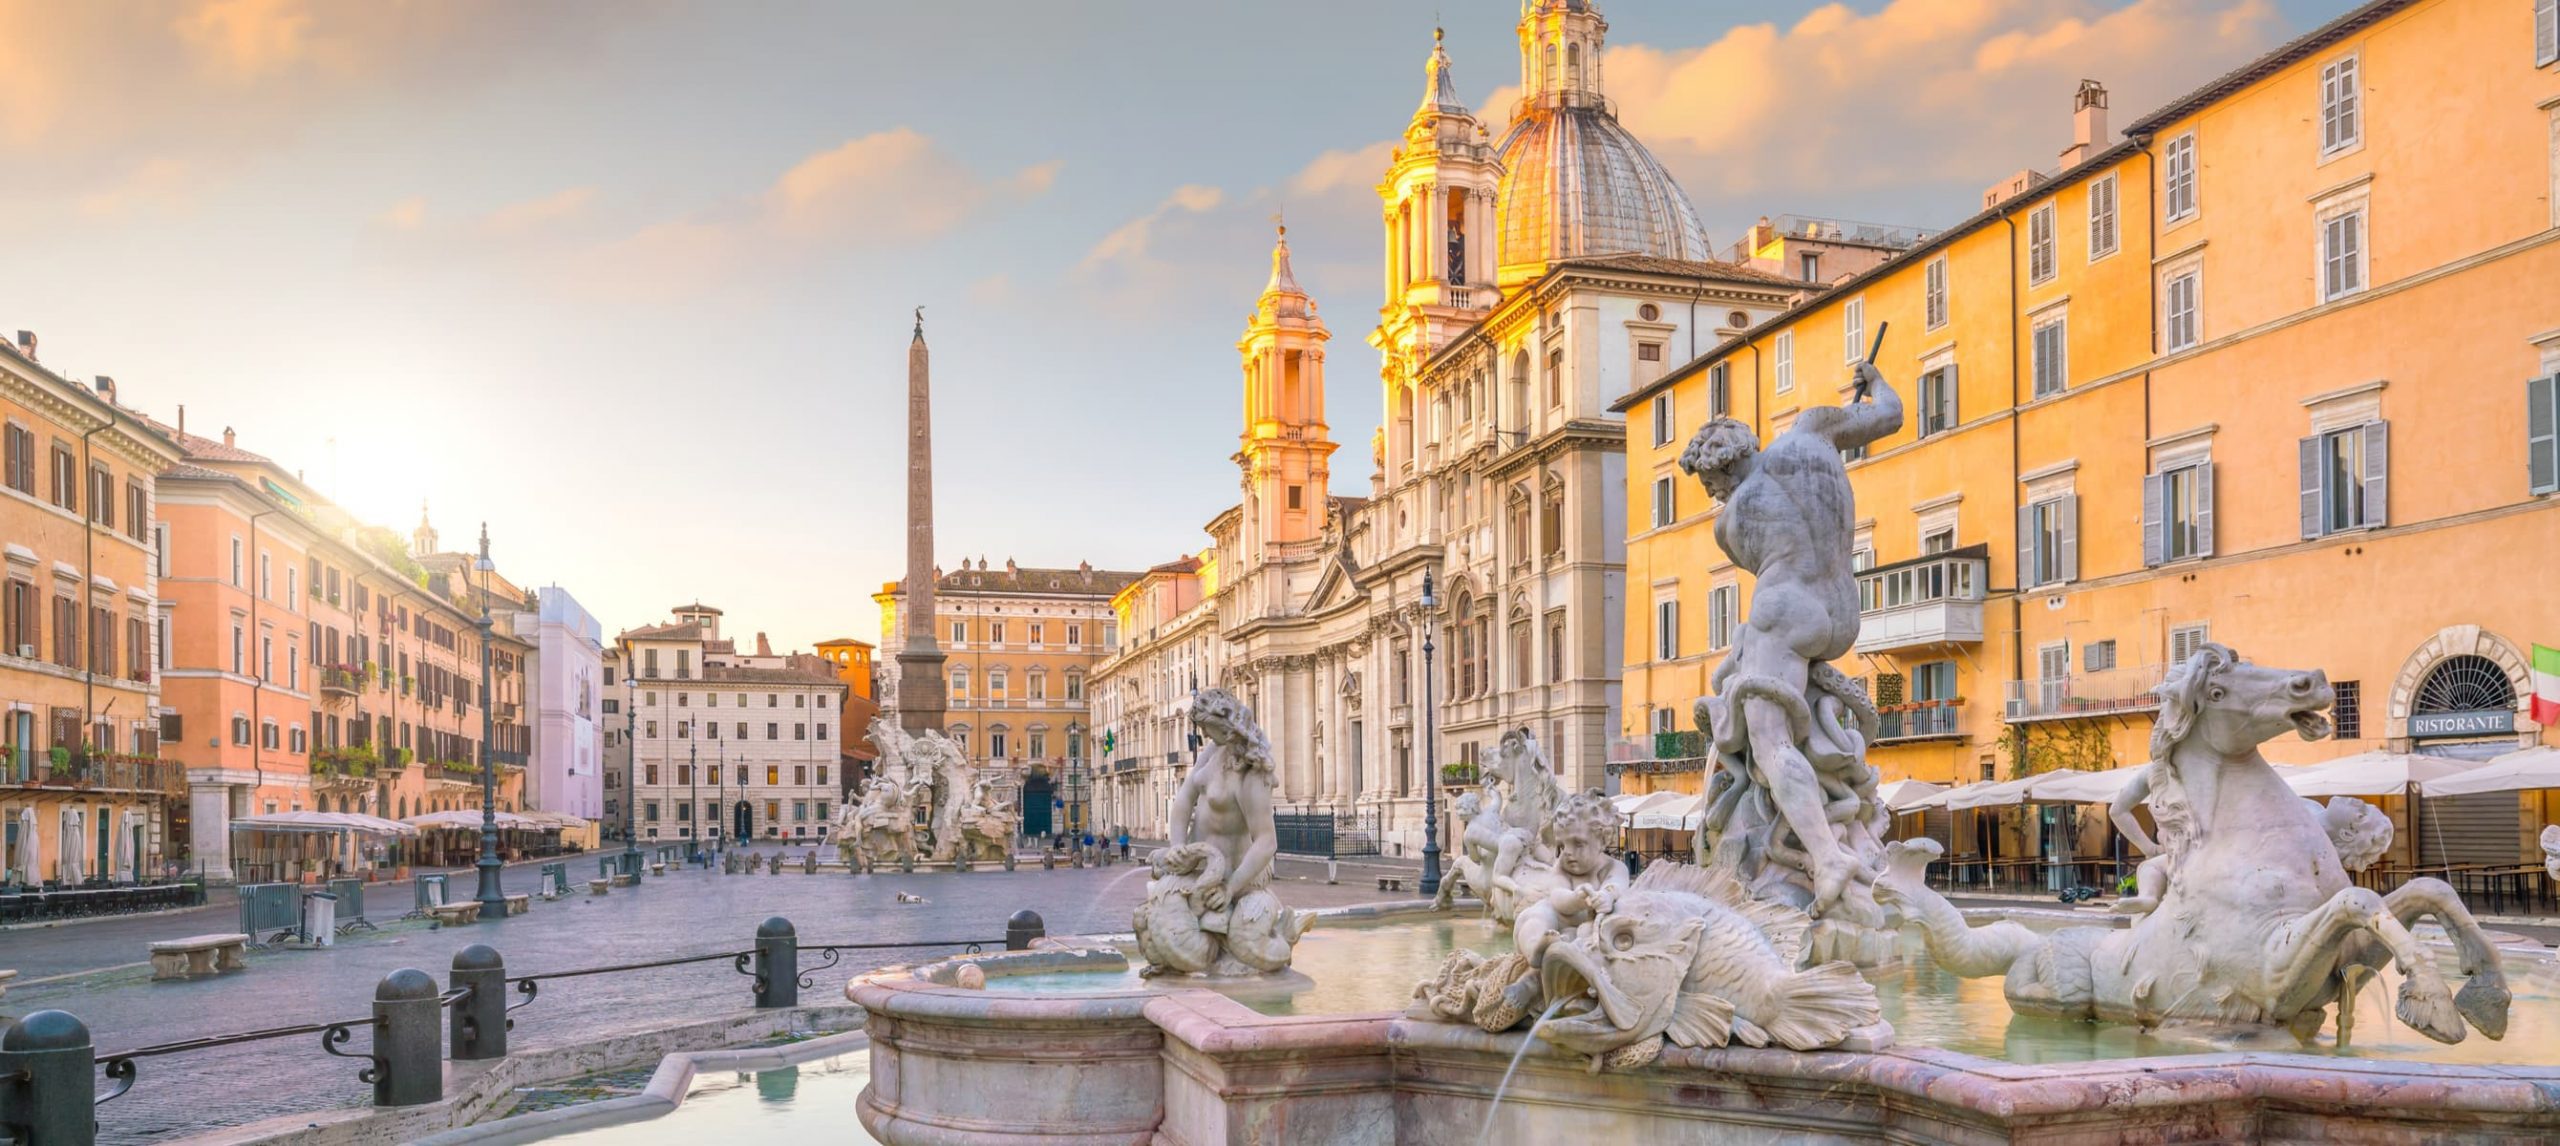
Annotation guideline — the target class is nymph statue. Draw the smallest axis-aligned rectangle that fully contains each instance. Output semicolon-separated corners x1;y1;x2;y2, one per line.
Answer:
1478;728;1562;924
1132;689;1309;977
840;718;927;871
1681;360;1899;966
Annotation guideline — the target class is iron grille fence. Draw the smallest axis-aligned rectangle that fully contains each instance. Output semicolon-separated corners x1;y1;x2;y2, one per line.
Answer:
1274;808;1381;858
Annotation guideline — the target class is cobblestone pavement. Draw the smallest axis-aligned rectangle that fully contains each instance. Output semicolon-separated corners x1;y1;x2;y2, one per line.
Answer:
2;847;1407;1145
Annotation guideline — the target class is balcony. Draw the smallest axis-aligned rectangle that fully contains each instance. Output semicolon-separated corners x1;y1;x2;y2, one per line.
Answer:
1873;701;1965;744
1604;733;1712;778
2;752;186;796
319;665;363;699
1853;547;1987;655
2004;664;2168;723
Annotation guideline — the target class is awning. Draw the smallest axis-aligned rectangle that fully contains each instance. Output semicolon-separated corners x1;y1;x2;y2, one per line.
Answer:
2418;746;2560;797
2025;765;2150;805
1875;778;1947;811
2283;751;2483;798
1631;794;1706;831
1610;792;1681;819
230;811;419;837
404;809;543;831
1939;775;2043;811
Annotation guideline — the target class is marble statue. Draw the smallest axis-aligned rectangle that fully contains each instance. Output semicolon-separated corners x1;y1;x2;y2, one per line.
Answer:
840;718;927;871
1878;643;2512;1046
1479;728;1563;924
2543;824;2560;881
1681;361;1899;967
1410;789;1884;1071
1133;689;1309;977
908;729;1009;869
946;770;1016;869
1431;785;1503;911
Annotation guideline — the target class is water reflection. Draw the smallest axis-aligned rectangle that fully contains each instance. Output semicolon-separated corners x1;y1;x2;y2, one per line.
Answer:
754;1064;797;1104
980;912;2560;1067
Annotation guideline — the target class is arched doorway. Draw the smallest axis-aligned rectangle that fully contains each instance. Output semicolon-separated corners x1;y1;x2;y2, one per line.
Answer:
2407;651;2526;868
734;800;754;844
1020;769;1054;838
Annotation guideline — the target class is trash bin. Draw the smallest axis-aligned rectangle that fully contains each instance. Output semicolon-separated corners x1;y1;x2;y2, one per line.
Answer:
302;890;339;946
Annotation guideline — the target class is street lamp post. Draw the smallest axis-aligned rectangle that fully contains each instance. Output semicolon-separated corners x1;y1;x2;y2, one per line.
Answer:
686;722;700;864
621;641;641;881
1417;570;1442;898
471;524;507;919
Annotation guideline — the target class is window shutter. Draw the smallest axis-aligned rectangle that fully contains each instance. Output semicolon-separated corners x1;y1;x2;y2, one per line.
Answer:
2017;504;2037;586
2141;472;2165;567
2359;420;2389;529
2298;434;2324;539
1942;364;1959;430
2195;461;2216;557
2528;375;2559;495
2059;495;2080;582
2540;0;2558;68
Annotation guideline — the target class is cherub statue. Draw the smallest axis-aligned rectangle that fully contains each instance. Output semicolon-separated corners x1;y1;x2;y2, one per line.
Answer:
1479;728;1562;923
1133;689;1309;976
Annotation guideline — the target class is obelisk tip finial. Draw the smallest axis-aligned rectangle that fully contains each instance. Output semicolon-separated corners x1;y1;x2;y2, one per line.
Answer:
912;305;925;339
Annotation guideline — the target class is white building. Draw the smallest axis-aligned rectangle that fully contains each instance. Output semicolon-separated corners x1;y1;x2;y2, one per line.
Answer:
620;604;847;847
1090;3;1808;852
514;586;603;821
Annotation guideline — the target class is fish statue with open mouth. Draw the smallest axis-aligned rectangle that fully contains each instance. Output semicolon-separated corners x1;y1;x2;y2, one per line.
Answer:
1530;863;1884;1073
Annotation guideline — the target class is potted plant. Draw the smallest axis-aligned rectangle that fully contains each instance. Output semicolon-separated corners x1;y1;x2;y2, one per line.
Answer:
47;745;70;777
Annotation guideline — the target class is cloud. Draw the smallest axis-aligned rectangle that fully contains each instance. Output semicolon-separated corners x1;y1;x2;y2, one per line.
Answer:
1077;184;1226;275
174;0;323;82
76;158;198;219
481;187;597;236
767;129;1051;243
378;197;427;231
1287;142;1394;198
1597;0;2282;215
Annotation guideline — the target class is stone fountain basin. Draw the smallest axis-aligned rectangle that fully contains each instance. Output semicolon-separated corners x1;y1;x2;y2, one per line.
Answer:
847;910;2560;1146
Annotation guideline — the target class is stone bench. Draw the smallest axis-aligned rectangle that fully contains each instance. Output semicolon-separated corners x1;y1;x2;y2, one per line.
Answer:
149;933;249;981
503;893;531;916
428;901;481;926
1377;876;1406;892
589;878;611;895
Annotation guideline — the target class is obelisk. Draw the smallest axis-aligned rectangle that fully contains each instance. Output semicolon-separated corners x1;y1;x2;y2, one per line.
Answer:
896;308;948;734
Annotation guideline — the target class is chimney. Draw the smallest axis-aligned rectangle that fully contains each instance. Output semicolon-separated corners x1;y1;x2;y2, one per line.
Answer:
222;427;236;448
92;375;116;404
14;330;34;360
756;631;772;657
2059;80;2109;169
177;404;186;438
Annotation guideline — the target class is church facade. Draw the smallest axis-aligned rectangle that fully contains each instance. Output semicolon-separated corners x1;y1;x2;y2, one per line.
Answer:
1091;1;1807;851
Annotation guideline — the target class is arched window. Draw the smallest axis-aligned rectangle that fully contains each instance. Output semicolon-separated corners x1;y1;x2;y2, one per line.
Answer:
1543;42;1556;90
1566;42;1582;89
1451;591;1475;697
1509;351;1531;439
1510;609;1533;689
2415;655;2516;714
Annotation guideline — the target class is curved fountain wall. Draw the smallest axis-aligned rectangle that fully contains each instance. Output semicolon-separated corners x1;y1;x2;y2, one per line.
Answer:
850;940;2560;1146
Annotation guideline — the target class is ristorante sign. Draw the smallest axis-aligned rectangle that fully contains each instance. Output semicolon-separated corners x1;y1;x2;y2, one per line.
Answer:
2408;709;2515;739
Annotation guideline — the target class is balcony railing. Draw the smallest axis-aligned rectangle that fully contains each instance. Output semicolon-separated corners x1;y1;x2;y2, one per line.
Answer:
2004;663;2169;722
319;666;362;698
1853;547;1988;655
2;752;185;795
1873;701;1964;743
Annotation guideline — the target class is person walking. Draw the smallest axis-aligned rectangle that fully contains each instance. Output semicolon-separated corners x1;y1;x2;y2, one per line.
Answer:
1117;829;1131;859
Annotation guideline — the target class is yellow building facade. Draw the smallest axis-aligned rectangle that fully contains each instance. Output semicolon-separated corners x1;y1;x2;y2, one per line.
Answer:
1617;0;2560;871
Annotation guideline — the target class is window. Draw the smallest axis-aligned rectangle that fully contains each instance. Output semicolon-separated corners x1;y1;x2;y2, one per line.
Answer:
2145;461;2215;565
2320;54;2360;156
2530;372;2559;495
1706;585;1739;652
2331;680;2363;739
2027;203;2057;284
1773;332;1794;394
1914;661;1957;702
1285;485;1302;510
2320;207;2365;301
766;722;778;739
2037;643;2071;709
2301;422;2388;536
48;443;74;512
1649;476;1675;528
2030;315;2068;398
2169;623;2211;666
1;423;31;495
1546;348;1563;408
1649;394;1674;447
1547;617;1566;682
2;579;32;659
1924;257;1948;330
988;730;1008;759
950;667;969;699
2020;496;2078;586
2083;640;2117;673
2163;132;2198;220
1066;623;1082;646
230;538;244;586
989;621;1005;645
1842;297;1865;364
2542;0;2559;67
2087;173;2118;259
950;620;966;645
2163;269;2201;351
1654;597;1679;661
1917;365;1958;438
1707;362;1731;418
1799;251;1820;282
86;464;113;527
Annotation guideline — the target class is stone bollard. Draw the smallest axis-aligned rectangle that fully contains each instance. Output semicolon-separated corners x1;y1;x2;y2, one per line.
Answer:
448;945;508;1061
1041;852;1055;871
753;917;798;1009
0;1010;97;1145
1005;909;1045;951
1327;859;1339;885
373;968;444;1107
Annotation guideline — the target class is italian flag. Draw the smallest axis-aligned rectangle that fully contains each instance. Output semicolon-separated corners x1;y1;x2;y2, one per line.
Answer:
2536;644;2560;726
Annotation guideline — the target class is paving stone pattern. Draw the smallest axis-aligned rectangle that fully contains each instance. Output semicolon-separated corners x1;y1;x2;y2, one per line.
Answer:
1;847;1403;1144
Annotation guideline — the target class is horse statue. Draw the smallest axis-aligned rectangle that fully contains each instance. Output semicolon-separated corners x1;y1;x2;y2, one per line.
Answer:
1479;727;1563;923
838;718;926;871
1878;643;2510;1046
947;772;1015;869
1431;784;1505;911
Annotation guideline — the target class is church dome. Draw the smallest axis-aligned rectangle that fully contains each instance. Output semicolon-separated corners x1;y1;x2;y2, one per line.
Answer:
1493;100;1713;274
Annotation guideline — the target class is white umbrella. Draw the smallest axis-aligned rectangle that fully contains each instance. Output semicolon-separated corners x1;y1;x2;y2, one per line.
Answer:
115;809;142;882
1631;794;1706;831
58;808;84;884
405;809;539;830
2419;747;2560;797
2284;751;2482;798
1875;778;1948;811
1942;774;2042;811
1610;792;1680;819
2026;765;2151;805
13;807;36;883
231;810;418;836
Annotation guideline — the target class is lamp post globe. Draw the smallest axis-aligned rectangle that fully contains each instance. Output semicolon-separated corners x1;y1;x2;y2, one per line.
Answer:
1417;569;1442;899
472;523;507;919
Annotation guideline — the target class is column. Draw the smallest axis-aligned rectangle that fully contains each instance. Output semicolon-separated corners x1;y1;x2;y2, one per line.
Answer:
190;781;236;883
1425;184;1447;284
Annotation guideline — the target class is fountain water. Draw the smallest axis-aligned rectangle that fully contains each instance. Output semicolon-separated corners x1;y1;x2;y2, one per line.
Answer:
1478;996;1569;1146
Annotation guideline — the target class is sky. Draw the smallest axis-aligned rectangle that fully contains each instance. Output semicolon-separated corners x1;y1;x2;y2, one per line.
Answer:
0;0;2360;651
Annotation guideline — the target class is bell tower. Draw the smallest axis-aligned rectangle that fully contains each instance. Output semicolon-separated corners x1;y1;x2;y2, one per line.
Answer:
1371;30;1500;482
1234;225;1336;567
1520;0;1608;106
